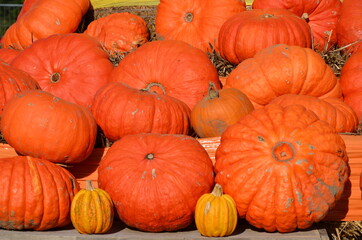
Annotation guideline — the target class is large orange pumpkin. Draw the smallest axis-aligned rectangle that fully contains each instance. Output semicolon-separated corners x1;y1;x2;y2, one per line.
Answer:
224;44;342;108
109;40;220;110
98;133;215;232
215;104;349;232
0;48;21;64
0;156;80;230
155;0;246;52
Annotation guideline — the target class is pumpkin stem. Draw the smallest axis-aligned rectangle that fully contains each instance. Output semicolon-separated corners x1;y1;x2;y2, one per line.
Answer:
184;12;194;22
272;141;296;162
145;153;154;160
85;180;95;191
50;72;61;83
208;82;219;100
141;82;166;95
301;13;309;23
211;184;223;197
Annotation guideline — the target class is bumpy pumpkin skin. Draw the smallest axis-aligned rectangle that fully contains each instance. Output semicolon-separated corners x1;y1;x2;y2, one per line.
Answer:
1;0;89;50
0;156;80;230
215;104;349;232
98;133;215;232
84;12;149;58
71;180;114;234
195;184;238;237
91;82;191;141
11;33;114;110
252;0;341;51
218;9;312;64
0;90;97;164
155;0;246;52
224;44;342;109
109;40;220;110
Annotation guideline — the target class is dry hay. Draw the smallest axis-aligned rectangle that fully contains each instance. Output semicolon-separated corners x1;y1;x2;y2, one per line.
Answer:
319;221;362;240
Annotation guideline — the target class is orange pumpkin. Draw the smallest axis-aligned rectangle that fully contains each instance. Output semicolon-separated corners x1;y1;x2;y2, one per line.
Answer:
0;48;21;64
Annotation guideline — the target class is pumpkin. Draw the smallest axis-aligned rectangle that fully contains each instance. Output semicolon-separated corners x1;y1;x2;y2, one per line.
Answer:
11;33;114;109
0;90;97;164
340;50;362;121
270;94;359;133
71;180;114;234
84;12;149;58
195;183;238;237
218;8;312;64
0;61;40;123
191;82;254;138
155;0;246;52
224;44;342;109
336;0;362;54
91;82;191;141
17;0;37;19
109;40;220;110
215;104;349;232
252;0;342;51
0;48;21;64
1;0;89;50
0;155;79;230
98;133;215;232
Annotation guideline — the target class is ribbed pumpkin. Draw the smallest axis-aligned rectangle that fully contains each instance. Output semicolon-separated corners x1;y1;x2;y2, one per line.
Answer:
224;44;342;108
0;48;21;64
84;12;149;58
0;156;80;230
215;104;349;232
252;0;341;51
0;90;97;164
109;40;220;110
195;184;238;237
270;94;359;133
191;82;254;138
218;8;312;64
91;82;191;141
11;33;114;109
1;0;89;50
71;180;114;234
17;0;37;19
155;0;246;52
98;133;215;232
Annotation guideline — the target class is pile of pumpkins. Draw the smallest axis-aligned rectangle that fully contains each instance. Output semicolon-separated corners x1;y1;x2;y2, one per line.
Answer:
0;0;361;237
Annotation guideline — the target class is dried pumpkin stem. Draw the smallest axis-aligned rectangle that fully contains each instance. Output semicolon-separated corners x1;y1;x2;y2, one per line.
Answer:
184;12;194;22
141;82;166;95
50;72;61;83
145;153;154;160
85;180;95;191
211;184;223;197
208;82;219;99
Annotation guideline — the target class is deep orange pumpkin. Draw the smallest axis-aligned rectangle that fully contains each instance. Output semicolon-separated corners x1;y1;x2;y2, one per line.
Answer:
252;0;342;51
109;40;220;110
98;133;215;232
91;82;191;141
17;0;37;19
155;0;246;52
224;44;342;108
1;90;97;164
215;104;349;232
0;48;21;64
218;8;312;64
0;156;80;230
11;33;114;109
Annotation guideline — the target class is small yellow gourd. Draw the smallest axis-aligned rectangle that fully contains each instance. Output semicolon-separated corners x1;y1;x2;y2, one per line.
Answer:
195;183;238;237
70;180;114;234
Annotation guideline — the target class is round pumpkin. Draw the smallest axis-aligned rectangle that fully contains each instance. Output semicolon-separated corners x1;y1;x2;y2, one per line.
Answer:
224;44;342;108
11;33;114;109
270;94;359;133
84;12;149;58
191;82;254;138
195;183;238;237
0;155;80;230
1;0;89;50
252;0;341;51
155;0;246;52
17;0;37;19
0;48;21;64
218;8;312;64
215;104;349;232
109;40;220;110
97;133;215;232
0;90;97;164
91;82;191;141
71;180;114;234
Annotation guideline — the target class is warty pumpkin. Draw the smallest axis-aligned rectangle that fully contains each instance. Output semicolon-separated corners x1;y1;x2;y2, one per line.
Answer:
195;184;238;237
218;8;312;64
0;90;97;164
91;82;191;141
0;156;79;230
71;180;114;234
98;133;215;232
224;44;342;109
215;104;349;232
